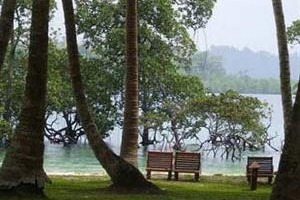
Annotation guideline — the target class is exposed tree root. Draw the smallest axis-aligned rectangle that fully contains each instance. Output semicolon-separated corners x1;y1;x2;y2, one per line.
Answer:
0;169;50;193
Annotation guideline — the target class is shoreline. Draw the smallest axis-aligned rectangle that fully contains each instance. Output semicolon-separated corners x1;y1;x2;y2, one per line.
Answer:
46;172;245;177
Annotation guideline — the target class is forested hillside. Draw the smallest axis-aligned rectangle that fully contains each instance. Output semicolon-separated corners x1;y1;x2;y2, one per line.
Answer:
210;45;300;79
190;46;299;94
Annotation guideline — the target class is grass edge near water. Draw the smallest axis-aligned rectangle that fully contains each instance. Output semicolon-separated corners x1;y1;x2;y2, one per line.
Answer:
0;175;272;200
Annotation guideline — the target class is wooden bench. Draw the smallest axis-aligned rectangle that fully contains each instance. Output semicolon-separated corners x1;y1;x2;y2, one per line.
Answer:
174;152;201;181
246;156;274;184
146;151;173;180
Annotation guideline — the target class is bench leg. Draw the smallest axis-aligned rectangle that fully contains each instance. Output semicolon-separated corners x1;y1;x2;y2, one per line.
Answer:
146;170;151;179
195;172;199;181
174;172;179;181
167;171;172;180
247;176;251;183
268;177;273;184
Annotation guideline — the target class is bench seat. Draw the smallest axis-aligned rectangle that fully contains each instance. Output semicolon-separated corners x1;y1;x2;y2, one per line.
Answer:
146;151;173;180
174;152;201;181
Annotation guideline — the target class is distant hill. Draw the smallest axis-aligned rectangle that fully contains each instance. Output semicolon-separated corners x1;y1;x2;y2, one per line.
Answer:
209;45;300;80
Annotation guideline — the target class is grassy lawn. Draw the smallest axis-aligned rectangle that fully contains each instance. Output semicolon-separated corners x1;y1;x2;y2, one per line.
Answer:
0;175;271;200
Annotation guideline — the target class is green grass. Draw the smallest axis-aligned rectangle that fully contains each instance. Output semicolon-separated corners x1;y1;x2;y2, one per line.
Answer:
0;175;271;200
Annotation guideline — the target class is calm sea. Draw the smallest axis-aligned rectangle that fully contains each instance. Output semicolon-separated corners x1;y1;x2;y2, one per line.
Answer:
0;94;284;175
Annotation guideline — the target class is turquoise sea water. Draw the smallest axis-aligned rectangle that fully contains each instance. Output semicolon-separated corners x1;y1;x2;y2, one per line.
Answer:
0;94;284;175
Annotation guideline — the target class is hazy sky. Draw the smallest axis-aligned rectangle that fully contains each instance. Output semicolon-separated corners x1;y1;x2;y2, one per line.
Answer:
52;0;300;55
193;0;300;54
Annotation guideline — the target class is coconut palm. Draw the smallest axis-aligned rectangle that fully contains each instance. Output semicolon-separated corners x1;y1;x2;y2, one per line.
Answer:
120;0;139;166
270;0;300;199
62;0;160;192
0;0;50;193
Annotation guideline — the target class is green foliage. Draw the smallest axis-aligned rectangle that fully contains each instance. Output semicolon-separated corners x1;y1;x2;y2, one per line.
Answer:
0;48;27;125
142;89;271;160
0;106;12;137
75;0;216;78
175;0;216;30
75;0;215;143
0;41;119;145
81;57;119;135
187;91;271;160
75;0;203;76
287;19;300;45
47;43;71;112
74;0;271;155
139;72;205;147
0;0;271;158
46;43;119;144
207;74;281;94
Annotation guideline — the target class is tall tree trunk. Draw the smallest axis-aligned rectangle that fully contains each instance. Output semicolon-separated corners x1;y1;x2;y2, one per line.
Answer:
0;0;16;72
62;0;160;192
270;0;300;199
0;0;49;192
271;78;300;200
3;29;16;123
120;0;139;166
272;0;293;133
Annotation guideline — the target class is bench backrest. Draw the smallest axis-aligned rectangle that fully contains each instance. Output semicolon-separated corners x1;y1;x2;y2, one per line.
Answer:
146;151;173;170
246;156;273;175
174;152;201;171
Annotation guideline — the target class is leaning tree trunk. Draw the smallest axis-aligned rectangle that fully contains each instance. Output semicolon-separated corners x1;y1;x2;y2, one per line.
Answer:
0;0;50;192
270;0;300;199
120;0;139;166
62;0;160;192
0;0;16;72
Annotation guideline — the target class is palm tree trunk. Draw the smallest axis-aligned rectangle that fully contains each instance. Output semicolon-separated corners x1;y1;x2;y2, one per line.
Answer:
270;0;300;199
272;0;293;132
0;0;16;72
120;0;139;166
271;82;300;200
0;0;50;192
62;0;160;192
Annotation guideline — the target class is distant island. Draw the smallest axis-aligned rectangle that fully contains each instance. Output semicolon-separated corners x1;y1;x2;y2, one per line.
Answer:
190;45;300;94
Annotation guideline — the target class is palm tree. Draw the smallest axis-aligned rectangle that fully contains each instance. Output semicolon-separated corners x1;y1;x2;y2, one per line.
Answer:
62;0;160;192
0;0;50;193
120;0;139;166
272;0;293;134
270;0;300;199
0;0;16;71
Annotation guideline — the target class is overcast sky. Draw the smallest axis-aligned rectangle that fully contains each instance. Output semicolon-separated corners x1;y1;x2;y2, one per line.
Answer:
193;0;300;54
52;0;300;55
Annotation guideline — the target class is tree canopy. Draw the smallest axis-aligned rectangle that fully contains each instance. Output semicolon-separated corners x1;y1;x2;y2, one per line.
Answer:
287;19;300;45
0;0;273;162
